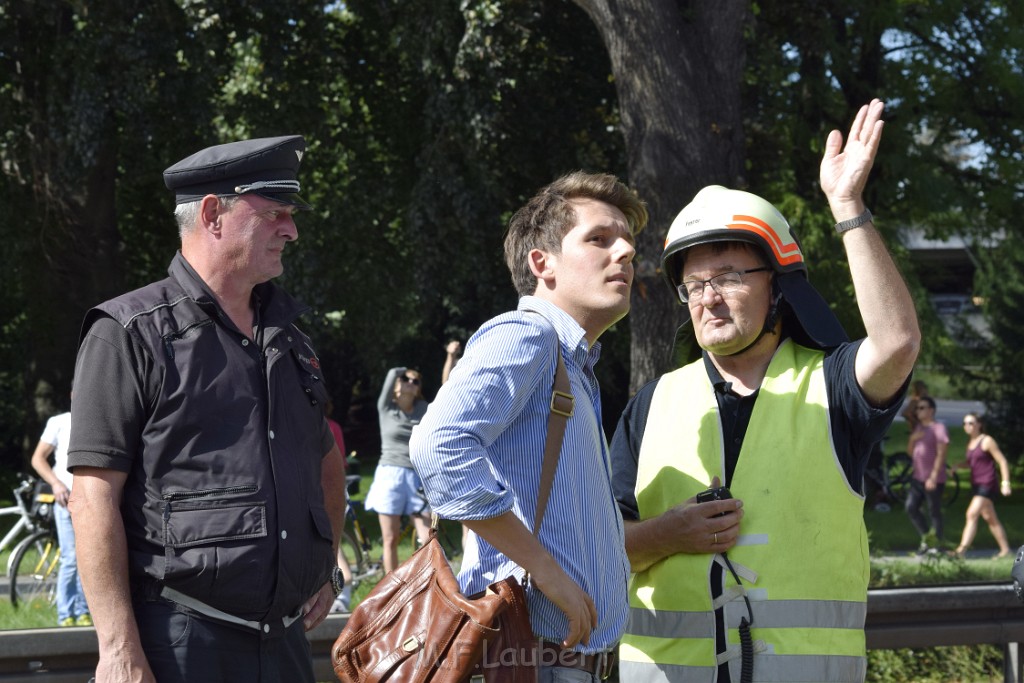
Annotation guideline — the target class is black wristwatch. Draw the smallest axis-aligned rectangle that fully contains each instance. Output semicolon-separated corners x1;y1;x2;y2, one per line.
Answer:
330;566;345;596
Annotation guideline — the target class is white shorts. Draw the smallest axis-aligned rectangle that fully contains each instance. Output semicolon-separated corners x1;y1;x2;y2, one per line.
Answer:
364;464;431;517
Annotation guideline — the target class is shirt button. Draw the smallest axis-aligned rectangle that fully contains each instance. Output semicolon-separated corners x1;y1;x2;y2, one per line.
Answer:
242;339;250;346
263;624;270;633
269;431;275;440
281;530;288;540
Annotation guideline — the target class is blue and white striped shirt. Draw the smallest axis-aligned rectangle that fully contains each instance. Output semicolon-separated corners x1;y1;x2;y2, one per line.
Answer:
409;296;630;653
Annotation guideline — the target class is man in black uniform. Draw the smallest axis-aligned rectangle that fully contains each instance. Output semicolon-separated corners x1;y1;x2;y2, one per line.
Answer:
68;136;347;683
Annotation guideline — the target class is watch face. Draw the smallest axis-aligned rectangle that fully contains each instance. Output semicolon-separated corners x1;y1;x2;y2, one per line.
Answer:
332;566;345;594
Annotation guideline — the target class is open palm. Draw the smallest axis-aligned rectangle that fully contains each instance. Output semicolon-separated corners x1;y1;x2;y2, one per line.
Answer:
820;98;885;212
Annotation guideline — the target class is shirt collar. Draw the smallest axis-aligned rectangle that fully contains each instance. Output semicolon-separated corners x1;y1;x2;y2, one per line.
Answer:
703;351;732;395
517;296;601;371
701;332;792;396
168;250;309;327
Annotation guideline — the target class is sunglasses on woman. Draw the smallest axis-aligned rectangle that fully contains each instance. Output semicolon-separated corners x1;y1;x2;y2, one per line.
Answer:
401;376;421;386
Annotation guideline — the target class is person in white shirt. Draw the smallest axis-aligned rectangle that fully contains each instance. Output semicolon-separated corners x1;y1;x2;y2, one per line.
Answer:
30;401;91;626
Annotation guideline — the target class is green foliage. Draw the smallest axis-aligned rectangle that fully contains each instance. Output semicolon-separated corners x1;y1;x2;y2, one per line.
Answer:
867;644;1002;683
971;234;1024;456
742;1;1024;465
1;0;1023;481
870;554;1015;587
0;598;57;630
0;0;627;462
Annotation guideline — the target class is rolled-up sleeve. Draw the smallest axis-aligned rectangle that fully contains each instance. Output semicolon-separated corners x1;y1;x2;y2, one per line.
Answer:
410;316;549;521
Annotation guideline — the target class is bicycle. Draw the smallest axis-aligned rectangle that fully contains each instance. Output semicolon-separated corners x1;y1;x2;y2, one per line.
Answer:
0;476;51;570
867;450;960;509
339;470;462;589
7;483;60;608
339;474;383;588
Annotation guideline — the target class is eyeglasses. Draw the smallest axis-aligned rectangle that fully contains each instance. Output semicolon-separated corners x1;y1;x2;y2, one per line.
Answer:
400;376;421;386
678;268;770;304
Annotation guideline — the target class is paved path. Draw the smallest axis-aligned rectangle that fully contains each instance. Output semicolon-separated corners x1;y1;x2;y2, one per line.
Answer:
875;547;1015;563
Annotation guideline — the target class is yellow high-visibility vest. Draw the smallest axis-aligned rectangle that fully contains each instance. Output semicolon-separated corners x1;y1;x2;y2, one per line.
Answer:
620;339;868;683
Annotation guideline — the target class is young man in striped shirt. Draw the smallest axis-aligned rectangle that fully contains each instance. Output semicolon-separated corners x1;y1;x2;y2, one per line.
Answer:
411;171;647;681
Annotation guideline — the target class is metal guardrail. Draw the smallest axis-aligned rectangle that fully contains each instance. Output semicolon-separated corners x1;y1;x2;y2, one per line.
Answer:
867;583;1024;683
2;585;1024;681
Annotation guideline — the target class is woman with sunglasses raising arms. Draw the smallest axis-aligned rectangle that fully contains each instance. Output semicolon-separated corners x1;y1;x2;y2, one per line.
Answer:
364;341;461;573
953;412;1013;559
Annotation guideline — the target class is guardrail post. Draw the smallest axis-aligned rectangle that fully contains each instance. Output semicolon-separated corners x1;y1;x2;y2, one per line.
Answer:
1006;642;1021;683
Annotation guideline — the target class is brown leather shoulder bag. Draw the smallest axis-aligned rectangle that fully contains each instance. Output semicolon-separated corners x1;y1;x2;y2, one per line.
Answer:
331;352;572;683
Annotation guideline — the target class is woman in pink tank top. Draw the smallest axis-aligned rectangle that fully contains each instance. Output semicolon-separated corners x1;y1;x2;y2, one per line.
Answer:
954;412;1013;558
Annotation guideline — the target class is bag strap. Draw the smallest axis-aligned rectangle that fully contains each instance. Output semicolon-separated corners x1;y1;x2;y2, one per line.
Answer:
431;313;574;547
533;351;572;538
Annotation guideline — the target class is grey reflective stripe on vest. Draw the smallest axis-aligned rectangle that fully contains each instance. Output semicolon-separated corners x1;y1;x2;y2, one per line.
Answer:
627;605;715;638
725;599;866;630
619;659;715;683
628;598;864;637
619;654;866;683
728;653;866;682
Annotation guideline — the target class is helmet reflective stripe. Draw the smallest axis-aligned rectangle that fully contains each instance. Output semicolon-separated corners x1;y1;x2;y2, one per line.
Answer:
661;185;848;357
661;186;807;297
728;214;803;267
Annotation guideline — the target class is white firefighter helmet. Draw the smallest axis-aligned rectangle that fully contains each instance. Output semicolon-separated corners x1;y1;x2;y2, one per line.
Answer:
663;185;847;360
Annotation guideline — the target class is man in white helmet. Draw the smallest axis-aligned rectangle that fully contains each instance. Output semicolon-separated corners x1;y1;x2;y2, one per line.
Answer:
610;99;920;682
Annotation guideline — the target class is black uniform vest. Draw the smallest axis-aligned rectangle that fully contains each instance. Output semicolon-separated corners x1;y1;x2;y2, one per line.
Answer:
85;254;335;620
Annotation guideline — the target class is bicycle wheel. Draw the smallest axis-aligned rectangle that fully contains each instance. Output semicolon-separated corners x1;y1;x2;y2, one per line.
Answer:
885;452;914;504
340;528;378;587
9;529;59;608
942;465;960;508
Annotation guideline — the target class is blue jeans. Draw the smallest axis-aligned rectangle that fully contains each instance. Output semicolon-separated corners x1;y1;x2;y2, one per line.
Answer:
54;503;88;621
539;666;603;683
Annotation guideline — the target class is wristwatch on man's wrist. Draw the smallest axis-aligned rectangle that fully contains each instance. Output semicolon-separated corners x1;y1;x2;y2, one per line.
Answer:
834;208;873;234
330;566;345;596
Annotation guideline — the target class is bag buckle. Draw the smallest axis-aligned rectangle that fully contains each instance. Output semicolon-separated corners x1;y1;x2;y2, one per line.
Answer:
550;390;574;417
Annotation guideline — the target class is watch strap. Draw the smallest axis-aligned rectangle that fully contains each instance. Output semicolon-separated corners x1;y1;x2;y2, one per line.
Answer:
835;208;873;234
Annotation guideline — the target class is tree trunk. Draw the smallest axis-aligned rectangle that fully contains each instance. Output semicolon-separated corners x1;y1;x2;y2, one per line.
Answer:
6;2;125;442
572;0;749;392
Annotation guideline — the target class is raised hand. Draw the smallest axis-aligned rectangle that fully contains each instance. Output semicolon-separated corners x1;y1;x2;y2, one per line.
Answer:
820;98;885;218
